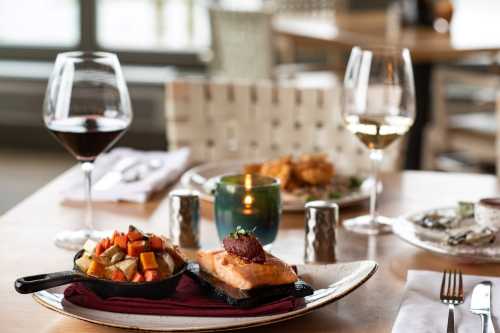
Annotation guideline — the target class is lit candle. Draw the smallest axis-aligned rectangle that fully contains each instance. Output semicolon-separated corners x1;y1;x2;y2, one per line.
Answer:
242;174;255;214
214;174;281;246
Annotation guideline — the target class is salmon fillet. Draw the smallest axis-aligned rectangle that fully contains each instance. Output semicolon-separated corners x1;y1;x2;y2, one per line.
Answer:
197;249;298;290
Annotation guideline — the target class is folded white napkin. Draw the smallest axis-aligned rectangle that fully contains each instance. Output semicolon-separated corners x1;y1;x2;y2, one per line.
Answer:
392;270;499;333
61;148;191;203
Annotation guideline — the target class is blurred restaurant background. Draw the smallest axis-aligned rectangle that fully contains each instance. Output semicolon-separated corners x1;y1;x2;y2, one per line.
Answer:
1;0;499;212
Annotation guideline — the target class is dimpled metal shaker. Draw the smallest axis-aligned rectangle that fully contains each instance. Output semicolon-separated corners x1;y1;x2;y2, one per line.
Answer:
168;189;199;248
304;200;338;263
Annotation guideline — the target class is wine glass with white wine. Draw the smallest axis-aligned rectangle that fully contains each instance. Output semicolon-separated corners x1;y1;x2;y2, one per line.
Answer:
342;46;415;235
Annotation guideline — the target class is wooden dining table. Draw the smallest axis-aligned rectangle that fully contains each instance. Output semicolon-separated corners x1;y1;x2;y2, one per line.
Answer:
273;8;500;170
2;169;500;333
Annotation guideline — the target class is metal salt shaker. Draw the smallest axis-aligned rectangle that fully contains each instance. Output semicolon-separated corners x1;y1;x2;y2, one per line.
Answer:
304;200;339;263
168;189;199;248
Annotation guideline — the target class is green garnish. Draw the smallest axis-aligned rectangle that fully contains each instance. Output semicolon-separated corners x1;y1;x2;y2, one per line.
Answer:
349;176;363;190
328;191;342;199
305;195;318;202
229;226;256;239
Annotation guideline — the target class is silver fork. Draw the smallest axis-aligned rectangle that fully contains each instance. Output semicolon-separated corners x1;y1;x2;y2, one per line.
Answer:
440;270;465;333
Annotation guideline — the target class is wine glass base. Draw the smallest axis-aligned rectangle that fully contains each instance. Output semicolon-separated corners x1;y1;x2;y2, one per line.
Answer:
343;215;393;235
54;229;112;250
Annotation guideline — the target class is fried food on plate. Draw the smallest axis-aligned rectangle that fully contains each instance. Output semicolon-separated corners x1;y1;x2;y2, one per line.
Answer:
293;153;335;185
244;153;335;190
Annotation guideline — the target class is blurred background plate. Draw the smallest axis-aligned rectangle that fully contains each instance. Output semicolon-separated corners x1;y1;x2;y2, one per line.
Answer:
181;160;377;211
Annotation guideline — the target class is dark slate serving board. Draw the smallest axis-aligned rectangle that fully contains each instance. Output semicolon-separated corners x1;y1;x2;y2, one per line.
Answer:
186;263;314;308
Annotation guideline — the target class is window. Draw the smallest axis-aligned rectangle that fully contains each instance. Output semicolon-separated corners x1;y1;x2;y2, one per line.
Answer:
97;0;210;52
0;0;80;47
0;0;208;67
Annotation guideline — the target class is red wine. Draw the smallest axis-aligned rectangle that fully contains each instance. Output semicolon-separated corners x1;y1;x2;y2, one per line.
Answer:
48;116;128;162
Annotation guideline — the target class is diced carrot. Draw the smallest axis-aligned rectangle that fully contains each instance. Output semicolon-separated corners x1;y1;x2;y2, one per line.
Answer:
95;243;104;256
149;236;163;251
140;252;159;271
127;230;143;242
127;226;144;242
111;230;119;244
101;238;111;250
87;260;105;278
111;269;127;282
114;233;128;251
144;270;159;282
127;240;146;257
132;272;145;283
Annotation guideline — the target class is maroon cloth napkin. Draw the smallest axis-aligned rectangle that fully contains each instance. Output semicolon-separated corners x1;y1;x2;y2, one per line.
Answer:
64;275;305;317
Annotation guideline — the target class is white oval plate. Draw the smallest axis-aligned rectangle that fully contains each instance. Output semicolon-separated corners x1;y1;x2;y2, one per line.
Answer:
181;160;375;212
33;260;377;332
393;207;500;262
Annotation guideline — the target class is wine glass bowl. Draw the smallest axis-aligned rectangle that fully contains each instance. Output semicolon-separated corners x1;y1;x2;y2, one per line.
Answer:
44;51;132;249
342;46;415;235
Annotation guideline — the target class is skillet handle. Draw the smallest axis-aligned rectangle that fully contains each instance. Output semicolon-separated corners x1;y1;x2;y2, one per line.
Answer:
15;271;85;294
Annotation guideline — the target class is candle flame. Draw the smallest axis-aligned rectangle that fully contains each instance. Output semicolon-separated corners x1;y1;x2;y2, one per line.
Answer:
243;174;254;211
243;194;254;206
244;174;252;190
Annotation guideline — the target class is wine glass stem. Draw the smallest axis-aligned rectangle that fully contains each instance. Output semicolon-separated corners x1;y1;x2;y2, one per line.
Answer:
81;162;94;230
369;149;383;224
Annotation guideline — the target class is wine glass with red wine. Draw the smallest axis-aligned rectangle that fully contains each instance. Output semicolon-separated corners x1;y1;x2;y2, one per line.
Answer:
44;51;132;249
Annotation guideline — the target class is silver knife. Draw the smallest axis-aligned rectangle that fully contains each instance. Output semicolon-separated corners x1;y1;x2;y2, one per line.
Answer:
93;157;140;191
471;281;496;333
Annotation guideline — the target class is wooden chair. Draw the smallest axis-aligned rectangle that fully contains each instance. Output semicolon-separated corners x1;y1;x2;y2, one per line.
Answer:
165;78;402;175
423;65;499;173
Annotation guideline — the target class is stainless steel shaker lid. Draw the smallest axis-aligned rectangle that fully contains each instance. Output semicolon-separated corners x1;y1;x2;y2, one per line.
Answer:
305;200;338;210
168;189;199;198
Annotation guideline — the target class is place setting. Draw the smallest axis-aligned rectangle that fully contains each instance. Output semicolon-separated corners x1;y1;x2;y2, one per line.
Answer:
13;48;379;328
394;270;497;333
15;207;377;331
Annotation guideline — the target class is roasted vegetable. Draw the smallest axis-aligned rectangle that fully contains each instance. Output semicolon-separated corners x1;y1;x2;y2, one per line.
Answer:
75;254;92;273
127;225;145;242
104;265;118;280
113;233;128;251
82;239;97;254
101;238;111;250
132;272;145;282
157;253;175;278
149;236;163;251
78;225;185;283
160;236;188;267
110;251;125;265
101;245;122;259
111;269;127;282
140;252;159;271
144;270;159;282
95;243;104;256
128;240;147;257
115;258;138;281
87;260;105;278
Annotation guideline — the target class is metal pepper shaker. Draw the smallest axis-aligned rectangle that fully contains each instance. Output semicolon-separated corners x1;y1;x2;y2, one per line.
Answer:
168;189;199;248
304;200;339;263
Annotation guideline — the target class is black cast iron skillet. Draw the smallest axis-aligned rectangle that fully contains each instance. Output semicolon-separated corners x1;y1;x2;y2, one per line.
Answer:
15;250;187;299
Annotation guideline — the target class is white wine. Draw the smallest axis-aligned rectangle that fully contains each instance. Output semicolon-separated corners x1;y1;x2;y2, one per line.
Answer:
344;114;413;150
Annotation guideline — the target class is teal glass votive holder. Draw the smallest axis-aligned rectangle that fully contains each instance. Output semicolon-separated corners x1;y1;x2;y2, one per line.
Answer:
214;174;281;246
